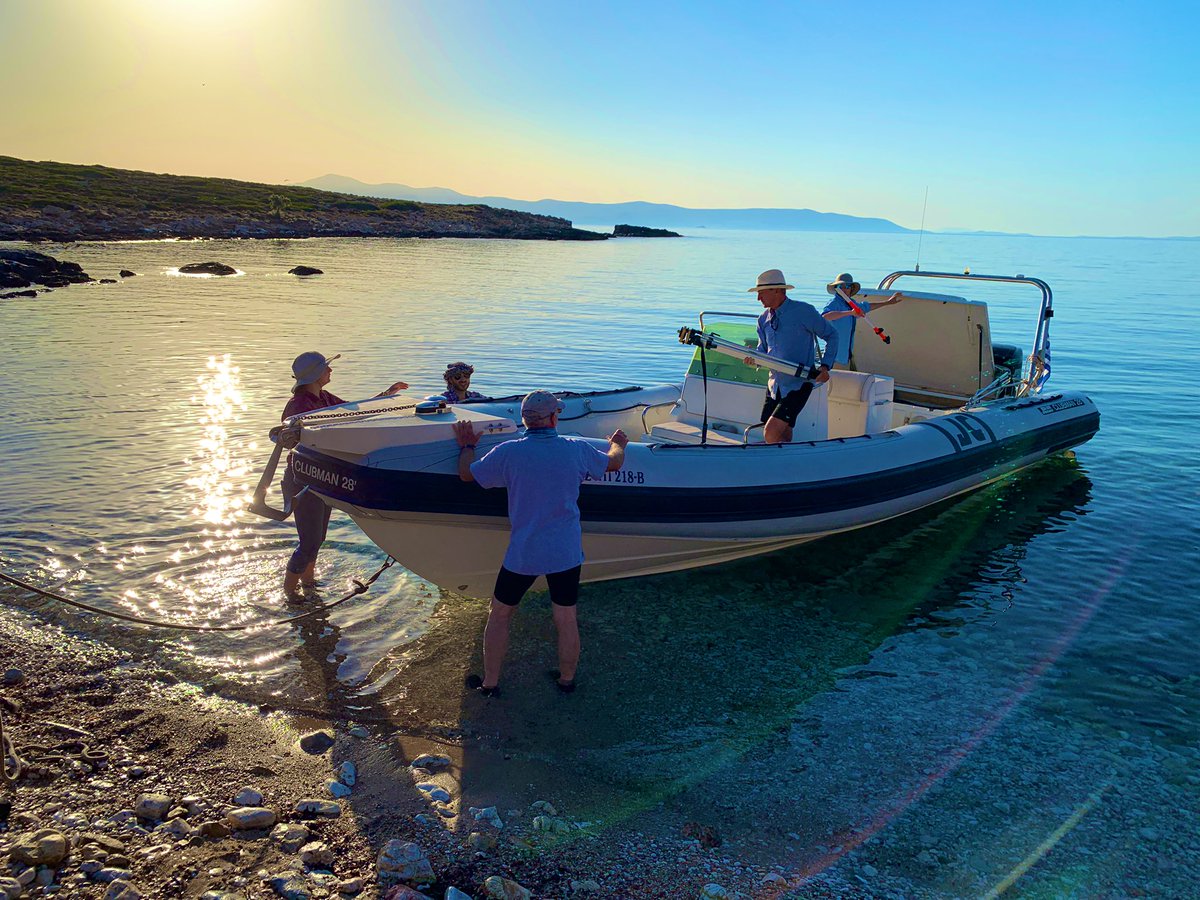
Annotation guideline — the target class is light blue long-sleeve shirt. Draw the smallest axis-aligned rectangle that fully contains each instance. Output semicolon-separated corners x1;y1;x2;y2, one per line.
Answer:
755;298;840;397
821;296;872;366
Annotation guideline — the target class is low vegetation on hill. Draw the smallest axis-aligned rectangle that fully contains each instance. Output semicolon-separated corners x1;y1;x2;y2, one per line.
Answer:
0;156;604;242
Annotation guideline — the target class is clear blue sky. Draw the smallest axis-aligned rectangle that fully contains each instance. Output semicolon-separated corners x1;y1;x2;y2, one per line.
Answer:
3;0;1197;236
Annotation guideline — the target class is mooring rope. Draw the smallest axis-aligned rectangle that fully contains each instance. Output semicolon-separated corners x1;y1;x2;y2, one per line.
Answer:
0;555;397;633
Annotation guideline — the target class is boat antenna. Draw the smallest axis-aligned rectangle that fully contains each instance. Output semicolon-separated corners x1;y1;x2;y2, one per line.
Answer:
914;186;929;272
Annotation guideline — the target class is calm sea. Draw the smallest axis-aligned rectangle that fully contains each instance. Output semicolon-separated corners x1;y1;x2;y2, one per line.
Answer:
2;230;1197;895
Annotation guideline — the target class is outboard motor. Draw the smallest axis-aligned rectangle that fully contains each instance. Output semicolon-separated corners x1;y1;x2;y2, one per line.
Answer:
992;343;1024;393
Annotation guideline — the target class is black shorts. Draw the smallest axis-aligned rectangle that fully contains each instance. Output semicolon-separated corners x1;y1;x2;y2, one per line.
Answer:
760;381;816;428
493;564;582;607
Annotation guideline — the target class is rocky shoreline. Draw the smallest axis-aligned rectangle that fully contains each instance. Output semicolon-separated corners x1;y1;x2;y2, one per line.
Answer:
0;615;829;900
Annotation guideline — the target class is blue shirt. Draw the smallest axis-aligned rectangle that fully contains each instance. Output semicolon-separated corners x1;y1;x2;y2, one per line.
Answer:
755;298;841;397
470;428;610;575
821;296;872;366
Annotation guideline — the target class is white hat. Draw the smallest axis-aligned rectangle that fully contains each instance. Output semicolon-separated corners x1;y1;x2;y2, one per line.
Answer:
291;351;340;392
748;269;794;292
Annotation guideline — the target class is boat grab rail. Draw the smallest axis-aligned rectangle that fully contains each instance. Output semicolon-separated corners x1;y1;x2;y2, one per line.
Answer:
877;270;1053;396
698;310;759;329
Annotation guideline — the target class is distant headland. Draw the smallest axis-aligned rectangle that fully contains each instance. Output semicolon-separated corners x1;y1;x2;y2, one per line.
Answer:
0;157;606;243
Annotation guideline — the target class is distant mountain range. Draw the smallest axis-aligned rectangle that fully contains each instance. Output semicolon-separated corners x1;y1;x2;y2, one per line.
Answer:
301;175;912;233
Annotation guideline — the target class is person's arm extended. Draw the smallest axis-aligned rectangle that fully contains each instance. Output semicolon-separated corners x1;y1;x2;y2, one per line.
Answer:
874;292;904;308
374;380;409;398
452;421;478;482
605;429;629;472
822;309;859;321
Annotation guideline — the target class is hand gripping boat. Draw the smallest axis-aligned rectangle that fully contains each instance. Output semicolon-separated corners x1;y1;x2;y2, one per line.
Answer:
251;271;1099;597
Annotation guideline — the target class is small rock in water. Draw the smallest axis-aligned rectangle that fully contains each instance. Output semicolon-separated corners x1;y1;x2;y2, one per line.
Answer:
288;266;324;276
225;807;277;830
179;261;237;276
99;278;117;284
409;753;451;770
481;876;532;900
326;778;352;798
377;840;434;884
337;761;357;786
234;787;264;806
118;270;136;278
300;730;335;754
1;668;23;685
295;798;341;817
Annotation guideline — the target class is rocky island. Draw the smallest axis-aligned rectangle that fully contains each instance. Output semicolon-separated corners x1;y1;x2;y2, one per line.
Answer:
612;224;682;238
0;157;607;243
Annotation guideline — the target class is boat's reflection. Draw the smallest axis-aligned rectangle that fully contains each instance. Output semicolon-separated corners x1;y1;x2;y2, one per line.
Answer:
293;455;1095;846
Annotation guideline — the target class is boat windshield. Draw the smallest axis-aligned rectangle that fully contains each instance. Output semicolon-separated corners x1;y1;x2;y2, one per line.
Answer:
684;321;770;386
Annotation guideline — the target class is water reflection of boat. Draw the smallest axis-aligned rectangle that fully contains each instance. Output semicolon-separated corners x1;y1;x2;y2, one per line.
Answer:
255;271;1098;597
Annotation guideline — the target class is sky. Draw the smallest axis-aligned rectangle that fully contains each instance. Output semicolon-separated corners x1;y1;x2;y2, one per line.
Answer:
2;0;1197;236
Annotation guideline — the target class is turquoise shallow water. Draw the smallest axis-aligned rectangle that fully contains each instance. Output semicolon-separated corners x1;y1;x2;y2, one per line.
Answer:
1;231;1197;895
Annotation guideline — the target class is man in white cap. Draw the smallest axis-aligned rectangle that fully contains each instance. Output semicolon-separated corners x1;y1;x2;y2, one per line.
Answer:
743;269;841;443
451;391;629;696
821;273;904;371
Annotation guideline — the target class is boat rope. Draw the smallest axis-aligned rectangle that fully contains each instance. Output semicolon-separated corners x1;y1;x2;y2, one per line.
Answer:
0;555;397;633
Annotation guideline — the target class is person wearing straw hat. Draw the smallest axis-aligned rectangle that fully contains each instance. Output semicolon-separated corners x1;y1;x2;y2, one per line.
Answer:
451;390;629;697
280;352;408;601
821;273;904;371
742;268;841;443
440;361;487;403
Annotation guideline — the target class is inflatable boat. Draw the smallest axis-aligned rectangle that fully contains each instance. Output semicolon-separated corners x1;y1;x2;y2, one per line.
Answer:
251;270;1099;597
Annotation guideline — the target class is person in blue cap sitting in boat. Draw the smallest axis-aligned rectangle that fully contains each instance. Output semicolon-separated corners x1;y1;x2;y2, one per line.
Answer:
451;390;629;696
440;361;487;403
281;351;408;601
742;268;840;443
821;273;904;371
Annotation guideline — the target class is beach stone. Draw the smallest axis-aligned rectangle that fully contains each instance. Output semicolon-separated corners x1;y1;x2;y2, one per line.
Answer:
337;877;364;894
82;861;104;875
288;266;323;276
532;815;572;835
377;840;434;884
348;725;369;738
300;730;335;754
95;867;132;882
699;886;731;900
118;270;136;278
1;669;23;685
416;784;451;804
862;864;878;877
382;887;433;900
467;832;497;852
133;793;171;821
337;761;357;786
179;261;237;276
199;820;232;839
469;806;503;828
409;753;450;770
571;880;602;894
481;876;531;900
529;800;557;816
295;799;341;818
16;868;35;886
268;874;310;899
79;833;126;854
0;876;22;900
300;841;334;868
234;787;264;806
10;827;69;866
226;807;276;830
445;889;472;900
326;778;352;798
159;818;195;838
106;882;142;900
271;823;311;852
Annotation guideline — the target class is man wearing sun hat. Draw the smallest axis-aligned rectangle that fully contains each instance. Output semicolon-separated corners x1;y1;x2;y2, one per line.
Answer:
451;390;629;696
279;352;408;601
821;273;904;371
743;268;841;443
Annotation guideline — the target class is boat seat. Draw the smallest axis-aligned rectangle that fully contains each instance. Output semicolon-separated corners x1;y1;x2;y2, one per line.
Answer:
650;421;744;445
